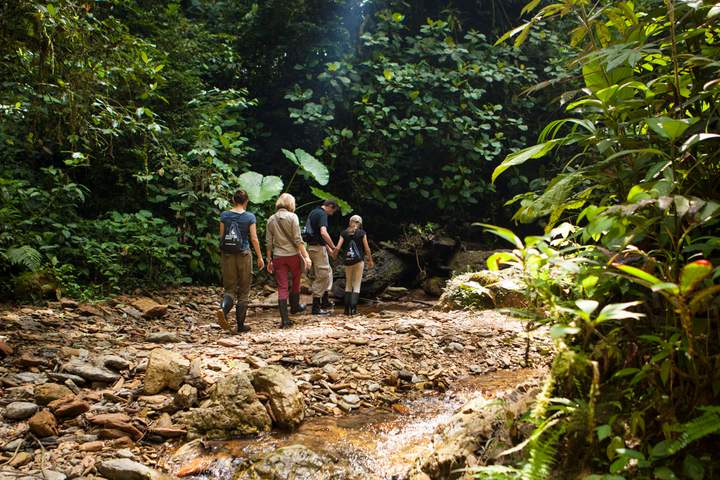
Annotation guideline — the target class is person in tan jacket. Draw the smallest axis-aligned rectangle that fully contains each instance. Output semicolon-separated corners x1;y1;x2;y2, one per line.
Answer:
266;193;312;328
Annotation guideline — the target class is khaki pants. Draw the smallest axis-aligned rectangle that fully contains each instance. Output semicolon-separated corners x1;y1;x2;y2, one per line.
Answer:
345;261;364;293
308;245;333;298
221;251;252;302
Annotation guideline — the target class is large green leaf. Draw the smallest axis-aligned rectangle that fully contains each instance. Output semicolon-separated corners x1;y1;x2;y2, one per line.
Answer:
647;117;699;142
476;223;524;249
309;186;352;213
237;171;284;204
679;260;713;294
492;140;559;183
282;148;329;186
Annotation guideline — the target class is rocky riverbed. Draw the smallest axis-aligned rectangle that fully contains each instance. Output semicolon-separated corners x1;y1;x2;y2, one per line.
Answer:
0;286;552;479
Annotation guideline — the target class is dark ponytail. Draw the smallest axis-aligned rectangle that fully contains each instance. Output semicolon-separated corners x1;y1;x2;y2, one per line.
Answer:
233;190;249;205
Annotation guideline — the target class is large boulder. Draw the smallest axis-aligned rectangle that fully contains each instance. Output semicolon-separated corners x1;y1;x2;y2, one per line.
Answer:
448;249;502;274
331;249;413;298
144;348;190;394
250;366;305;430
234;445;347;480
178;373;271;440
409;387;539;479
438;269;526;310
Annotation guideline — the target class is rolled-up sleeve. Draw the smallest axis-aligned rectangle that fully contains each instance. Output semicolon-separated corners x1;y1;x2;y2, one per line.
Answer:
292;215;303;246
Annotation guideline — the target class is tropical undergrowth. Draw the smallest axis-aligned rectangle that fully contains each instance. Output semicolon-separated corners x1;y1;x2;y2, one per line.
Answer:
471;0;720;478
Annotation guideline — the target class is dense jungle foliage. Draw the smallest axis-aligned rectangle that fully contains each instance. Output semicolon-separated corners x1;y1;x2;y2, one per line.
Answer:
2;0;719;476
0;0;561;298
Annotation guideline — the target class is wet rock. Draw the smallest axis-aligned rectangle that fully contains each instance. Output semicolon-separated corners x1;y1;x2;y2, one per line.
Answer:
310;350;341;367
144;348;189;394
62;359;120;384
251;366;305;430
28;410;59;437
34;383;74;405
131;298;168;319
146;332;179;344
4;401;39;420
97;458;160;480
332;249;413;298
48;397;90;419
178;372;271;440
174;384;198;409
236;445;345;480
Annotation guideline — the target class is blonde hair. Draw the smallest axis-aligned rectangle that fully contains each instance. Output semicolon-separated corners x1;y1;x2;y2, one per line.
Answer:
348;214;362;233
275;193;296;212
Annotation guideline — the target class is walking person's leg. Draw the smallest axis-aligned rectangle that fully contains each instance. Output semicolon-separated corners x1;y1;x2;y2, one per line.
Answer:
350;261;364;315
235;251;252;333
343;263;354;316
217;253;237;331
308;246;331;315
288;254;305;314
273;256;292;328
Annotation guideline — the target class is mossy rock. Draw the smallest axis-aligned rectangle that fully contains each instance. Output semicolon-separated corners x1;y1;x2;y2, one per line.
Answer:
438;269;527;310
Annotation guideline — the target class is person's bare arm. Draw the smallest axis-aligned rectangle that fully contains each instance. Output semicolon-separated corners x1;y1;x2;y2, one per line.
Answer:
363;235;374;268
320;226;336;250
250;223;265;270
219;222;225;240
333;236;345;259
297;243;312;269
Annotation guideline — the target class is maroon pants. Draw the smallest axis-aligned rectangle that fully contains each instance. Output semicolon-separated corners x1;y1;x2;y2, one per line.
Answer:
273;254;302;301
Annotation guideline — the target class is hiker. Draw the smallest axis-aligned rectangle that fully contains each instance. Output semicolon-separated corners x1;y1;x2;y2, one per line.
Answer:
333;215;374;315
303;199;339;315
266;193;313;328
216;189;265;333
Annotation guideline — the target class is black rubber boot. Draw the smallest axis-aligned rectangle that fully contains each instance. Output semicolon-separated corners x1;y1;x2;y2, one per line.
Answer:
235;302;250;333
343;292;351;316
350;292;360;315
311;297;329;316
289;293;306;314
321;292;333;309
216;294;234;332
279;300;293;328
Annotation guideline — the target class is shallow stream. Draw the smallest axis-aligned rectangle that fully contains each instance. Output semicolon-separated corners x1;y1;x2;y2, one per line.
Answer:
163;368;540;479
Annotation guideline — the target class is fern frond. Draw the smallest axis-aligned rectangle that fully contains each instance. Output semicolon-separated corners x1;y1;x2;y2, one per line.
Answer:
466;465;522;479
5;245;42;272
530;372;556;422
652;407;720;458
521;422;564;480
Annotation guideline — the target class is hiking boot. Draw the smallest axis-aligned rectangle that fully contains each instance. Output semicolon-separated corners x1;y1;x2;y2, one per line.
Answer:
235;302;250;333
289;293;306;314
350;292;360;316
216;294;234;332
279;299;293;328
343;292;351;316
320;292;333;309
311;297;330;316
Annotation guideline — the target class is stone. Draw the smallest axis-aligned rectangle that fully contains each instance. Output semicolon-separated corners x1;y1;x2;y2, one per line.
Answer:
144;348;189;394
310;350;342;367
236;445;344;480
439;268;527;311
87;413;144;441
342;394;360;405
61;359;120;384
449;249;503;274
97;458;160;480
78;304;104;317
146;332;179;344
174;384;198;409
79;440;105;452
422;277;447;297
250;366;305;430
4;401;38;420
131;298;168;319
98;354;131;371
331;249;412;298
39;471;67;480
9;451;33;467
178;373;271;440
48;397;90;419
28;410;59;437
34;383;74;405
2;438;25;452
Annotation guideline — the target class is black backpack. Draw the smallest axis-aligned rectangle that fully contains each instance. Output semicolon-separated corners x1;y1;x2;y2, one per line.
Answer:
344;233;363;265
221;215;247;253
302;216;314;242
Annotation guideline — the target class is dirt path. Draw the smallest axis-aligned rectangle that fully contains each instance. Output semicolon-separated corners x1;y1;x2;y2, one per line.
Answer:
0;287;551;478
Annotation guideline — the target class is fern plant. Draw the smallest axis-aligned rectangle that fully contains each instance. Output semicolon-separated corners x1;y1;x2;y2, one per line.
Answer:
5;245;42;272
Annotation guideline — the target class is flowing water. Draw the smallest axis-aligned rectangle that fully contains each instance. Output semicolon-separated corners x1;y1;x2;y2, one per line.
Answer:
163;368;541;479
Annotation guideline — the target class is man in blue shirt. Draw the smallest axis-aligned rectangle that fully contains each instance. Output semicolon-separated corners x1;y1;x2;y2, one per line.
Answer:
304;200;338;315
